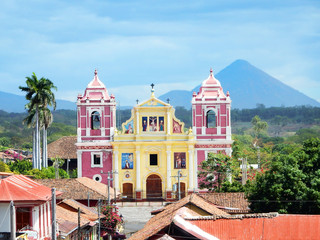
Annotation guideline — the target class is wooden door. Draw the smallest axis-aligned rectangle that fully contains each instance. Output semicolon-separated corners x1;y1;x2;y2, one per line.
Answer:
146;174;162;199
123;183;133;199
179;182;186;199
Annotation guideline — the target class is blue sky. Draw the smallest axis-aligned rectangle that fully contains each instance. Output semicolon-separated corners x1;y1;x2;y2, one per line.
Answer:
1;0;319;106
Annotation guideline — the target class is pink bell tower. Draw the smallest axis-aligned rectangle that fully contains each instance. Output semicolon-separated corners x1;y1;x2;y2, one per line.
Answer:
76;69;116;184
192;69;233;188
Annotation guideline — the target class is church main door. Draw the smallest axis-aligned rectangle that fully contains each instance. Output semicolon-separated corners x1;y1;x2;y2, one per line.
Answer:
146;174;162;199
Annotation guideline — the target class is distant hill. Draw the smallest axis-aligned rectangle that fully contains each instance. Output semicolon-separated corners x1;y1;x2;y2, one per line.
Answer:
0;91;76;113
159;59;320;109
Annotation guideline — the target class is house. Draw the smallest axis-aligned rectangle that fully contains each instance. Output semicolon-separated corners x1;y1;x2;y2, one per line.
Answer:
129;193;229;240
47;136;77;173
56;199;102;240
35;177;119;207
76;69;232;200
0;175;61;240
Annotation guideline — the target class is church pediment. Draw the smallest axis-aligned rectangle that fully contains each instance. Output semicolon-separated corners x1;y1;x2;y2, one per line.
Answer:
139;97;168;107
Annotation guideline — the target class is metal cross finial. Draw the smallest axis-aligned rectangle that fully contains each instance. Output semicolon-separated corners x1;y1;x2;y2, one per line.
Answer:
210;68;213;74
151;83;155;89
136;99;139;104
94;69;98;76
167;98;170;104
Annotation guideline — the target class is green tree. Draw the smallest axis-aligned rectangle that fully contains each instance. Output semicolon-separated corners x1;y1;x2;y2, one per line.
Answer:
27;166;68;179
0;161;11;172
8;159;32;174
246;138;320;214
198;153;232;192
19;73;57;170
251;115;268;144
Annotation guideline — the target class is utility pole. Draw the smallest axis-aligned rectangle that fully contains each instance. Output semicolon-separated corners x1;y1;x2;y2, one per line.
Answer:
241;158;248;185
257;146;261;169
78;207;81;240
172;170;185;200
51;188;56;240
107;171;113;205
178;170;181;200
98;199;101;240
10;201;15;240
67;158;69;176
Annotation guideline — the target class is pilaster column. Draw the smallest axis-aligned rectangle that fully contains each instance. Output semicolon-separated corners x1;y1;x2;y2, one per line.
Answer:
166;149;172;189
136;149;141;190
136;111;139;133
167;112;170;134
113;150;119;189
77;150;82;178
86;109;90;136
194;150;198;189
188;148;194;190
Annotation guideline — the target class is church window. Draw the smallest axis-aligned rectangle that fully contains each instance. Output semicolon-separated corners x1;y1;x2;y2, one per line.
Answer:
150;154;158;166
91;153;102;168
206;110;216;128
91;111;101;130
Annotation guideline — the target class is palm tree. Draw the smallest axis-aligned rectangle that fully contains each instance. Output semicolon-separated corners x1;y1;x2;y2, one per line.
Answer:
19;73;57;169
23;105;53;168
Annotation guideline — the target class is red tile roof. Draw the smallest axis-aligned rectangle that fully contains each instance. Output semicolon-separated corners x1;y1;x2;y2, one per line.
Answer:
199;192;250;214
47;136;77;159
35;177;119;200
57;199;102;236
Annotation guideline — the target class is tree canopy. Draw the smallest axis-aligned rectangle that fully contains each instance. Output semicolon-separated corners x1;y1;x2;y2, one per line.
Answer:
246;138;320;214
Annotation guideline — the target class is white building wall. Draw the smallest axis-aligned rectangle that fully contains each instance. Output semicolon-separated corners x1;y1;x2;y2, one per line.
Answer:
0;203;11;232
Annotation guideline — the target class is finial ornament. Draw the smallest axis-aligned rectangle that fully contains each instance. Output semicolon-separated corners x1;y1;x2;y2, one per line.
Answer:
151;83;155;89
167;98;170;104
210;68;213;75
136;99;139;104
94;69;98;76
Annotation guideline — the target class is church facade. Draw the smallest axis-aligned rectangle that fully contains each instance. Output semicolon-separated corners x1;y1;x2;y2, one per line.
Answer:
76;69;232;200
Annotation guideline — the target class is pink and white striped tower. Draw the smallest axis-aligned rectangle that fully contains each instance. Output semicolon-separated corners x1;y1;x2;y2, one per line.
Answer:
192;68;233;189
76;69;116;184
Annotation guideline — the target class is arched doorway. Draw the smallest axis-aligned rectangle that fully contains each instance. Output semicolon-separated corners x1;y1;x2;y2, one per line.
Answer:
122;183;133;200
146;174;162;199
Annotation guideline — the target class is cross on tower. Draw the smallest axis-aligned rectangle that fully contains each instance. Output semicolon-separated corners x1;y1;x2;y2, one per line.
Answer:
136;99;139;104
167;98;170;104
151;83;155;89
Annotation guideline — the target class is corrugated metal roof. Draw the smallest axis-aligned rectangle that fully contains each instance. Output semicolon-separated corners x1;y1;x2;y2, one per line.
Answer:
186;214;320;240
0;175;58;202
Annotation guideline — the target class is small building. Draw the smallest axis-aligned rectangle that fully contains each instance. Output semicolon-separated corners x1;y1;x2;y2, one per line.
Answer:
35;177;119;207
0;175;61;240
47;136;77;172
129;193;229;240
56;199;102;240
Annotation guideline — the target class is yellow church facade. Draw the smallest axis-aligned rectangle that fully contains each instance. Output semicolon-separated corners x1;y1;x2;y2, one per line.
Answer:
112;89;196;200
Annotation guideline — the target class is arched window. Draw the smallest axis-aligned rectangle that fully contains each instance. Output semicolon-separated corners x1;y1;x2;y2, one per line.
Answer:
206;110;216;128
91;111;100;129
